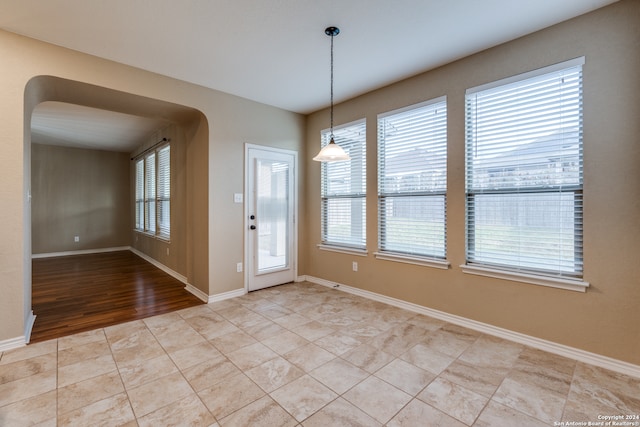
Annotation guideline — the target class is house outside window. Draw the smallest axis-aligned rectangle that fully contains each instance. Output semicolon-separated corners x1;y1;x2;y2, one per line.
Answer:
465;58;584;278
377;97;447;260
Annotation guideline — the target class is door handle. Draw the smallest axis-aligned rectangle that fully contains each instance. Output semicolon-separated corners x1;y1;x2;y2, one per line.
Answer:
250;225;256;230
250;215;255;220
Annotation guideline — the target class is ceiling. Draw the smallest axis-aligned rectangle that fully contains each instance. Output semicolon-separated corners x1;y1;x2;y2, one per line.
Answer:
31;102;170;152
1;0;618;151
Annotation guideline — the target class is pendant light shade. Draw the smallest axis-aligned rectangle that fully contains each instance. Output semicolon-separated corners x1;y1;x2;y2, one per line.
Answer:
313;26;350;162
313;137;350;161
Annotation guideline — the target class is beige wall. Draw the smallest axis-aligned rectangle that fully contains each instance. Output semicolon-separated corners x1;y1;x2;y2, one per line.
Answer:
305;0;640;365
0;28;304;342
31;144;130;254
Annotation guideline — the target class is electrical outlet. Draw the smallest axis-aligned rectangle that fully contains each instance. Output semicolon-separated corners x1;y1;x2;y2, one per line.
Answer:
236;262;243;273
234;193;243;203
74;236;79;242
352;261;358;272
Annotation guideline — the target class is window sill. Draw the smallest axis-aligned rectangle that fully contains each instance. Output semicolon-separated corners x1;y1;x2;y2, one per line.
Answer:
460;264;589;292
317;244;368;257
374;252;450;270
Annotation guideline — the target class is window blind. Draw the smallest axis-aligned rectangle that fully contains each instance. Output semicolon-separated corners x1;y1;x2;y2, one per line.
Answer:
135;159;144;231
465;58;584;276
378;98;447;258
144;152;156;233
321;120;366;248
156;145;170;238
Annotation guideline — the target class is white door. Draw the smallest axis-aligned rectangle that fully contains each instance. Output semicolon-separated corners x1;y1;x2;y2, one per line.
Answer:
246;145;297;291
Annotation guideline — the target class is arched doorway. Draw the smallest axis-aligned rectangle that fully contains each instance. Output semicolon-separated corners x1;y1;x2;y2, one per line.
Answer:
23;76;209;342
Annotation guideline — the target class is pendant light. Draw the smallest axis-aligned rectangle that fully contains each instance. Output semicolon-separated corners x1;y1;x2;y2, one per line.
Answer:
313;26;350;162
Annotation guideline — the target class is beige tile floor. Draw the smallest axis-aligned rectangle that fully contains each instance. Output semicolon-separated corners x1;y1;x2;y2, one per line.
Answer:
1;282;639;426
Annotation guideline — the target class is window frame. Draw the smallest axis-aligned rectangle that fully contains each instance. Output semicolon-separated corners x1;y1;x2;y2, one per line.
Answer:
375;97;449;269
319;119;367;252
462;57;588;292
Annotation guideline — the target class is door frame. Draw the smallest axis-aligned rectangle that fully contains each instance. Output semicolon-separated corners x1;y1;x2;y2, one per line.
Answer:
244;143;298;292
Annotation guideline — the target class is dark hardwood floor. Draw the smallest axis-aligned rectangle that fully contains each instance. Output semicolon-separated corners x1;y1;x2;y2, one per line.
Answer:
30;250;204;343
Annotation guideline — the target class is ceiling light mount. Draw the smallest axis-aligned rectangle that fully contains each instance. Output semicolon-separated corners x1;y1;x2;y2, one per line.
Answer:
313;26;350;162
325;26;340;37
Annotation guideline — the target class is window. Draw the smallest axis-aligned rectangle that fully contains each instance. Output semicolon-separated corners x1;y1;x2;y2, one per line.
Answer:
135;143;170;239
377;98;447;260
156;145;171;238
145;152;156;234
135;159;144;230
465;58;584;278
320;120;366;249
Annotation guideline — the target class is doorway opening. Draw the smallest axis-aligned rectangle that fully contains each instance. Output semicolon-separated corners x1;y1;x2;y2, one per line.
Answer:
24;76;209;342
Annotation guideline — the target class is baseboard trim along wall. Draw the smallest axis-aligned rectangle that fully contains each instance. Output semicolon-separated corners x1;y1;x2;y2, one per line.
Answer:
31;246;130;259
0;336;28;352
301;275;640;379
29;245;246;313
128;248;248;304
208;288;247;304
2;246;224;353
184;284;209;303
127;247;214;304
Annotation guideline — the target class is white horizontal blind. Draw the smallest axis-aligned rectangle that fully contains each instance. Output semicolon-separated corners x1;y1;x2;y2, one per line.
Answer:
378;98;447;258
156;145;171;239
321;120;366;248
465;58;584;276
135;159;144;231
144;152;156;234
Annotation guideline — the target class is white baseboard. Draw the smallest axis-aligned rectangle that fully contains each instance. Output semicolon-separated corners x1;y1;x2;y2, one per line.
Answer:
129;247;188;284
185;284;209;303
0;336;26;352
208;288;246;304
32;246;130;259
129;247;209;303
302;275;640;379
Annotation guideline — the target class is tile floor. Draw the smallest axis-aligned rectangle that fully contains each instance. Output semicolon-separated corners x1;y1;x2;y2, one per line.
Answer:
1;282;639;426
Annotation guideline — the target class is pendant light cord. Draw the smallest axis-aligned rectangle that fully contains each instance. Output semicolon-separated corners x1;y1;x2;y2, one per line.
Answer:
330;31;335;141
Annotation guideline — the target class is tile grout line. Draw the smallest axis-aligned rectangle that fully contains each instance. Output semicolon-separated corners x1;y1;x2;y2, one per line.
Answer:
103;326;139;425
55;338;59;426
141;313;218;425
4;282;637;425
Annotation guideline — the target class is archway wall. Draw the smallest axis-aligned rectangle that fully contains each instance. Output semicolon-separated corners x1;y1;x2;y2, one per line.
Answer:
0;29;306;344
